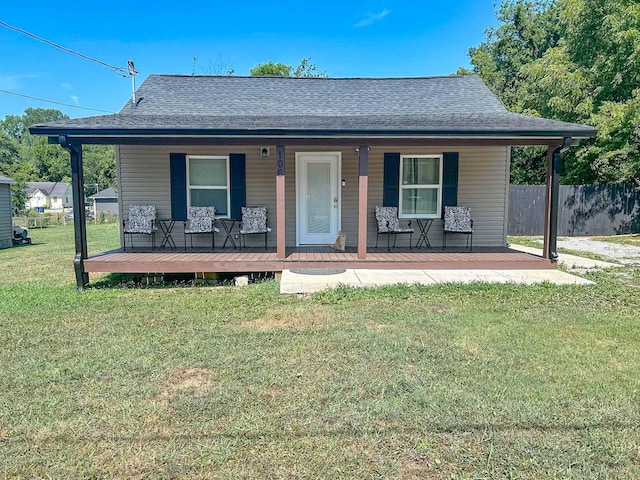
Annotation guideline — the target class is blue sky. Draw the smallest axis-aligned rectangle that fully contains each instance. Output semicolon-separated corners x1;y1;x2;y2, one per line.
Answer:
0;1;498;120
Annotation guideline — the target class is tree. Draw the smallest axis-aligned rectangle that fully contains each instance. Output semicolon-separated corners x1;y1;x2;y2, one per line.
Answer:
560;0;640;103
292;58;327;78
0;131;29;211
1;108;69;142
83;144;117;196
250;61;292;77
250;57;326;77
0;131;19;171
574;90;640;185
0;108;116;200
464;0;640;185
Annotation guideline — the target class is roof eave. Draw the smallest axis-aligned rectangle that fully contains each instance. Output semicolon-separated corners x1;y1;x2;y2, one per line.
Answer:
31;126;597;142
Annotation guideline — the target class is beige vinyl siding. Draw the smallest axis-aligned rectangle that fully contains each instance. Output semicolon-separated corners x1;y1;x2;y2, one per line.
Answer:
365;146;509;248
118;144;509;249
118;145;277;248
0;184;12;249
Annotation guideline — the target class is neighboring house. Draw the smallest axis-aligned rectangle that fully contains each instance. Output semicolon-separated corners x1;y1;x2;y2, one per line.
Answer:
25;181;73;210
88;187;119;217
30;75;596;290
0;175;16;249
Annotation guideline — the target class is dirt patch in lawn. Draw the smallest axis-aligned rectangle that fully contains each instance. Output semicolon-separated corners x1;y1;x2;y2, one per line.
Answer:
158;367;218;406
241;306;334;330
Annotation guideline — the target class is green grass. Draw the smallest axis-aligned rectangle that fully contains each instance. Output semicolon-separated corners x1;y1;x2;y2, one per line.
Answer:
508;236;613;263
2;226;640;478
589;234;640;248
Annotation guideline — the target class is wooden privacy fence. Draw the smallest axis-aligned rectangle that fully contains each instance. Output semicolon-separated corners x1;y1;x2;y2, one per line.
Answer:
509;184;640;236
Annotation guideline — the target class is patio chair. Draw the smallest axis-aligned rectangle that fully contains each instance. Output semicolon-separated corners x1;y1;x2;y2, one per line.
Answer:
443;206;473;251
183;206;219;250
123;204;157;250
239;206;271;249
375;206;414;251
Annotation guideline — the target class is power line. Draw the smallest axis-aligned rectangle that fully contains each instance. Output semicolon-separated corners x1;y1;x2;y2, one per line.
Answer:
0;20;131;77
0;89;115;113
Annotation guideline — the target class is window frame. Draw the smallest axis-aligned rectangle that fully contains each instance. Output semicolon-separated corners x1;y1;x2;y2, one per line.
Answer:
186;155;231;217
398;154;443;219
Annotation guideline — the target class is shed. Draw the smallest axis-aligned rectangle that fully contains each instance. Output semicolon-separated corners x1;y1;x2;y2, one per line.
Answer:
88;187;119;217
0;176;16;249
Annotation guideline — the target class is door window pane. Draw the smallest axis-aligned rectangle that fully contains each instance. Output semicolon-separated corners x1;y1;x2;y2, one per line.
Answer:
307;162;331;234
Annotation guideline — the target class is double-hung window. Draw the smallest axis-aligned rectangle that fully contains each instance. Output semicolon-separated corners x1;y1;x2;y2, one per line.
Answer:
187;155;230;217
399;154;443;218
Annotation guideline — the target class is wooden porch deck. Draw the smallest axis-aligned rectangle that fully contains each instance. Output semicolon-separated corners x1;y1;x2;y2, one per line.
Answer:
84;246;554;273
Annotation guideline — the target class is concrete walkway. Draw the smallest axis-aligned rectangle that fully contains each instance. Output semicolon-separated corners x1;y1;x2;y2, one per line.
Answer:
280;267;593;294
508;244;619;271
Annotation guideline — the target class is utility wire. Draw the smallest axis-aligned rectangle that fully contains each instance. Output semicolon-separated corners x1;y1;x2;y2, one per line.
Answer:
0;89;115;113
0;20;130;77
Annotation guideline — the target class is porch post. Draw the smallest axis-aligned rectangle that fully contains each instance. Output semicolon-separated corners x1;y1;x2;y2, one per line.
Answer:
357;146;369;259
542;146;553;260
60;135;89;291
276;144;286;260
543;138;571;261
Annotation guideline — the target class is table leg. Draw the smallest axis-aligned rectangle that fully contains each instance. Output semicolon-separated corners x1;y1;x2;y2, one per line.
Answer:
415;219;433;249
160;220;176;250
221;220;237;249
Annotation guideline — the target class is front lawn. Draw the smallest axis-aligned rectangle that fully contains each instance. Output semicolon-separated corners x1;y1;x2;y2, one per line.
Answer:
1;225;639;478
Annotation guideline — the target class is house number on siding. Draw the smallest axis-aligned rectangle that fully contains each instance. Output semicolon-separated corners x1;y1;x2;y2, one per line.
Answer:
276;148;285;176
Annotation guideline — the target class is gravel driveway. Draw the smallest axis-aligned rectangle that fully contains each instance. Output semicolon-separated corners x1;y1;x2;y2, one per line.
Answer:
557;238;640;264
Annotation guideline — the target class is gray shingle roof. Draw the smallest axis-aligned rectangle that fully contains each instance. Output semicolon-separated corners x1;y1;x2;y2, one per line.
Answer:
88;187;117;199
120;75;507;116
29;75;596;138
0;175;15;185
26;182;70;197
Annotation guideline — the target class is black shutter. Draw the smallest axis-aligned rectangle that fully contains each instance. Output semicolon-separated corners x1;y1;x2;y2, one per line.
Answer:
442;152;459;215
170;153;187;221
229;153;246;219
383;152;400;207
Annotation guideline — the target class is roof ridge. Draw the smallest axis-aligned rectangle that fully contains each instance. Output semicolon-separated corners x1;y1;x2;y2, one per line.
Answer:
147;73;478;81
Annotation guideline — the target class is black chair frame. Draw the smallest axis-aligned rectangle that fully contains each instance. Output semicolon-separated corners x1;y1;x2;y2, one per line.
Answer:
375;220;413;252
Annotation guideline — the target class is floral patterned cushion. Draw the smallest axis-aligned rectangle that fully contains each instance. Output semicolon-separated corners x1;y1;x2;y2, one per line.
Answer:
375;206;413;233
124;204;156;234
240;207;271;234
185;206;219;233
444;206;473;233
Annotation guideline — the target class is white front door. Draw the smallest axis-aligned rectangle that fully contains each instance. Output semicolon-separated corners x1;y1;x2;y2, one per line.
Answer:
296;152;341;245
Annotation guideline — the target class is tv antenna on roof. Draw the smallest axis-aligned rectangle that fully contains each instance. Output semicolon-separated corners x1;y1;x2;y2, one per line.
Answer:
128;60;139;106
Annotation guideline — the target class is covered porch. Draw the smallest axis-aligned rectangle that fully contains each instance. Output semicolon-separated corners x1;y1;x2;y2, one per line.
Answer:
84;245;554;274
42;136;572;290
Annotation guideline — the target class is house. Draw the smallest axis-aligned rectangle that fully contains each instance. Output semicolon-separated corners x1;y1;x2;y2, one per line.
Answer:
0;175;16;249
25;181;72;211
88;187;119;218
29;75;596;290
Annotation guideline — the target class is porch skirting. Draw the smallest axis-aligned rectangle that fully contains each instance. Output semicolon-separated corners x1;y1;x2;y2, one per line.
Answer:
84;246;555;274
